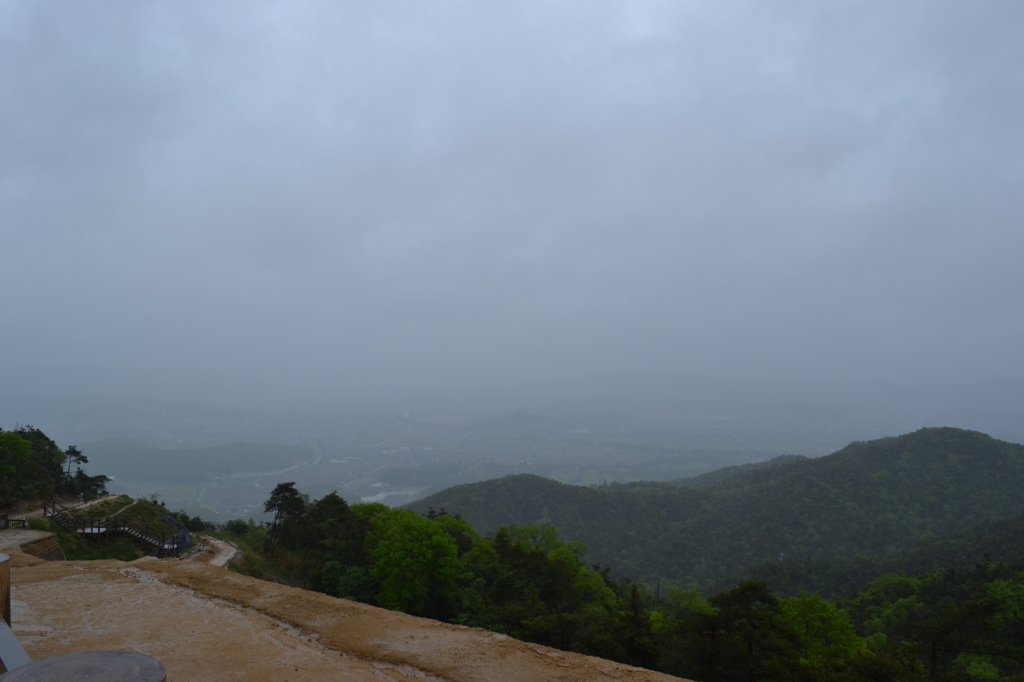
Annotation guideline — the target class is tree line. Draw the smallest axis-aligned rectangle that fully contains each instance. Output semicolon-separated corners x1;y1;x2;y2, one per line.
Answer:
0;426;109;509
225;481;1024;681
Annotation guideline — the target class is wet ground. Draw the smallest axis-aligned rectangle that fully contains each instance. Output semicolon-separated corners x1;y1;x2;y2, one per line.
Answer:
2;536;685;682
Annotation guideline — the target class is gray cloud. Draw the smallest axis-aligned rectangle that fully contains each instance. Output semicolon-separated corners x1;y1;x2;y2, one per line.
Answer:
2;0;1022;405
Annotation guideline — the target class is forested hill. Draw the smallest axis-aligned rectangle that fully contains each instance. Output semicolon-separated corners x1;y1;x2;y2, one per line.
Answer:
0;425;110;508
408;427;1024;591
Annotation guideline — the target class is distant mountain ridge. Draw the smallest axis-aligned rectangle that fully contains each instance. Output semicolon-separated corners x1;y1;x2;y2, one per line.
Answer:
408;427;1024;591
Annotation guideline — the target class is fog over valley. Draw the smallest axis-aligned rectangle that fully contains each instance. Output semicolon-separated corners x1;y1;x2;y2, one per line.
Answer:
5;372;1023;520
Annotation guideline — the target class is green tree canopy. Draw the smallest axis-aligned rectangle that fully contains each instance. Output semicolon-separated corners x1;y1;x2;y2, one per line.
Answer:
367;508;460;619
264;481;308;549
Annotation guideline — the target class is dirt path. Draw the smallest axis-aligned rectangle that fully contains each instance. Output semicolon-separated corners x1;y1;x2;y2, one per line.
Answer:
73;494;122;512
5;549;688;682
202;536;241;567
176;535;240;567
0;530;52;552
13;494;121;519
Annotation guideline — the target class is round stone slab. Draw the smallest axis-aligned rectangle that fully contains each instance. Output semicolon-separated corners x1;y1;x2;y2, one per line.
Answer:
0;650;165;681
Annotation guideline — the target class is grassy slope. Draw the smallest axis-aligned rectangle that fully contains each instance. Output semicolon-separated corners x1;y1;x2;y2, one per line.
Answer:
29;497;183;560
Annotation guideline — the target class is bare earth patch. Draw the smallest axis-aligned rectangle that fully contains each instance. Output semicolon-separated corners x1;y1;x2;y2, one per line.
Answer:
4;544;688;682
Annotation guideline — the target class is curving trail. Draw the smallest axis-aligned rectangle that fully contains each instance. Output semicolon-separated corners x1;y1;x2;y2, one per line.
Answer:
180;535;241;568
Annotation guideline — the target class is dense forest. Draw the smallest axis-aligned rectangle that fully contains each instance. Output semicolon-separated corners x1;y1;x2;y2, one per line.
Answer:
727;513;1024;599
0;426;109;509
408;428;1024;591
227;475;1024;680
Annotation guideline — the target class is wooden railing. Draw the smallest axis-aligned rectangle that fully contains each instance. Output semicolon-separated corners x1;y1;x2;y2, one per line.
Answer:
0;516;27;530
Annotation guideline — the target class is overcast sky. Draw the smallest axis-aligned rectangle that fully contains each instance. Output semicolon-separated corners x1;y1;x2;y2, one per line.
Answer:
2;1;1023;407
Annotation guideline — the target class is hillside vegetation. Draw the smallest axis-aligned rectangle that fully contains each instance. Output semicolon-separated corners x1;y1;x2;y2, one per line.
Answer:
408;427;1024;590
224;483;904;679
732;513;1024;598
0;426;109;508
226;428;1024;682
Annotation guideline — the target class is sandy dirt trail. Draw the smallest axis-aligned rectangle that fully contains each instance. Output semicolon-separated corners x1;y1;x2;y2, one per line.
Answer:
13;494;121;519
2;542;688;682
